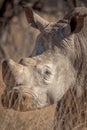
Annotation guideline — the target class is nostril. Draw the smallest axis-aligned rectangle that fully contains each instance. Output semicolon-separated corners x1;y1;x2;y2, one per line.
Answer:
2;59;12;69
2;60;10;81
19;58;24;64
19;58;28;66
2;60;8;67
2;59;15;66
19;58;23;63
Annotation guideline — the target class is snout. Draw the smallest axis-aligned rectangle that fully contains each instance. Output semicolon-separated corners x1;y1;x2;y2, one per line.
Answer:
2;59;37;111
1;87;38;111
1;58;50;111
1;86;51;111
2;59;30;88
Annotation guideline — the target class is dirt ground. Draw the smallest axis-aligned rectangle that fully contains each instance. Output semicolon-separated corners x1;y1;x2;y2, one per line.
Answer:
0;94;56;130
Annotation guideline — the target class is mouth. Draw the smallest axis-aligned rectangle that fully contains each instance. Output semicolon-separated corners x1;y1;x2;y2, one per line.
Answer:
1;86;39;111
1;85;51;111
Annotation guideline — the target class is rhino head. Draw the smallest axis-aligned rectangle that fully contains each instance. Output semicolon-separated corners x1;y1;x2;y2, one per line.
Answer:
1;6;87;111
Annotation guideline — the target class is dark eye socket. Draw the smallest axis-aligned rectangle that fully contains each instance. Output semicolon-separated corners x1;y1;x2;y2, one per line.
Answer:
41;66;53;83
43;67;52;81
44;69;51;76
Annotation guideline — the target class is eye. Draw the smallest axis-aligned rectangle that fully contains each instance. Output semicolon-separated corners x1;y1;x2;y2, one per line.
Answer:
42;66;53;83
44;69;51;76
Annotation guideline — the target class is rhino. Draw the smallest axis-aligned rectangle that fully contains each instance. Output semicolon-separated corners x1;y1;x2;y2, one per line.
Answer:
1;6;87;130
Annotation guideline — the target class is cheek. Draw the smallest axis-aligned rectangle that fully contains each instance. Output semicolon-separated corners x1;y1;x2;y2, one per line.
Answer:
32;87;50;108
47;71;74;102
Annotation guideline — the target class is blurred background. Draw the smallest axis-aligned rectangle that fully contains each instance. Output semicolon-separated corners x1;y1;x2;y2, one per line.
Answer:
0;0;87;130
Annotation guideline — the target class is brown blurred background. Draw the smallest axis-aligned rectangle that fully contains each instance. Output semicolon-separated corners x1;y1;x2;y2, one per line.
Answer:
0;0;87;130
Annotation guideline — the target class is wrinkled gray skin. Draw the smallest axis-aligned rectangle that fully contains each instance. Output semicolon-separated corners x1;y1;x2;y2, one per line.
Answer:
1;6;87;112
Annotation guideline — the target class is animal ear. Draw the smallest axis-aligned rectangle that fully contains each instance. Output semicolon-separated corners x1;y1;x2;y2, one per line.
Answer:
69;7;87;33
22;5;49;31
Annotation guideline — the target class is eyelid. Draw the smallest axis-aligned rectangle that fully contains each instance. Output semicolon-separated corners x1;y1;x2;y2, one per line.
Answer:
36;64;53;76
43;65;51;71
